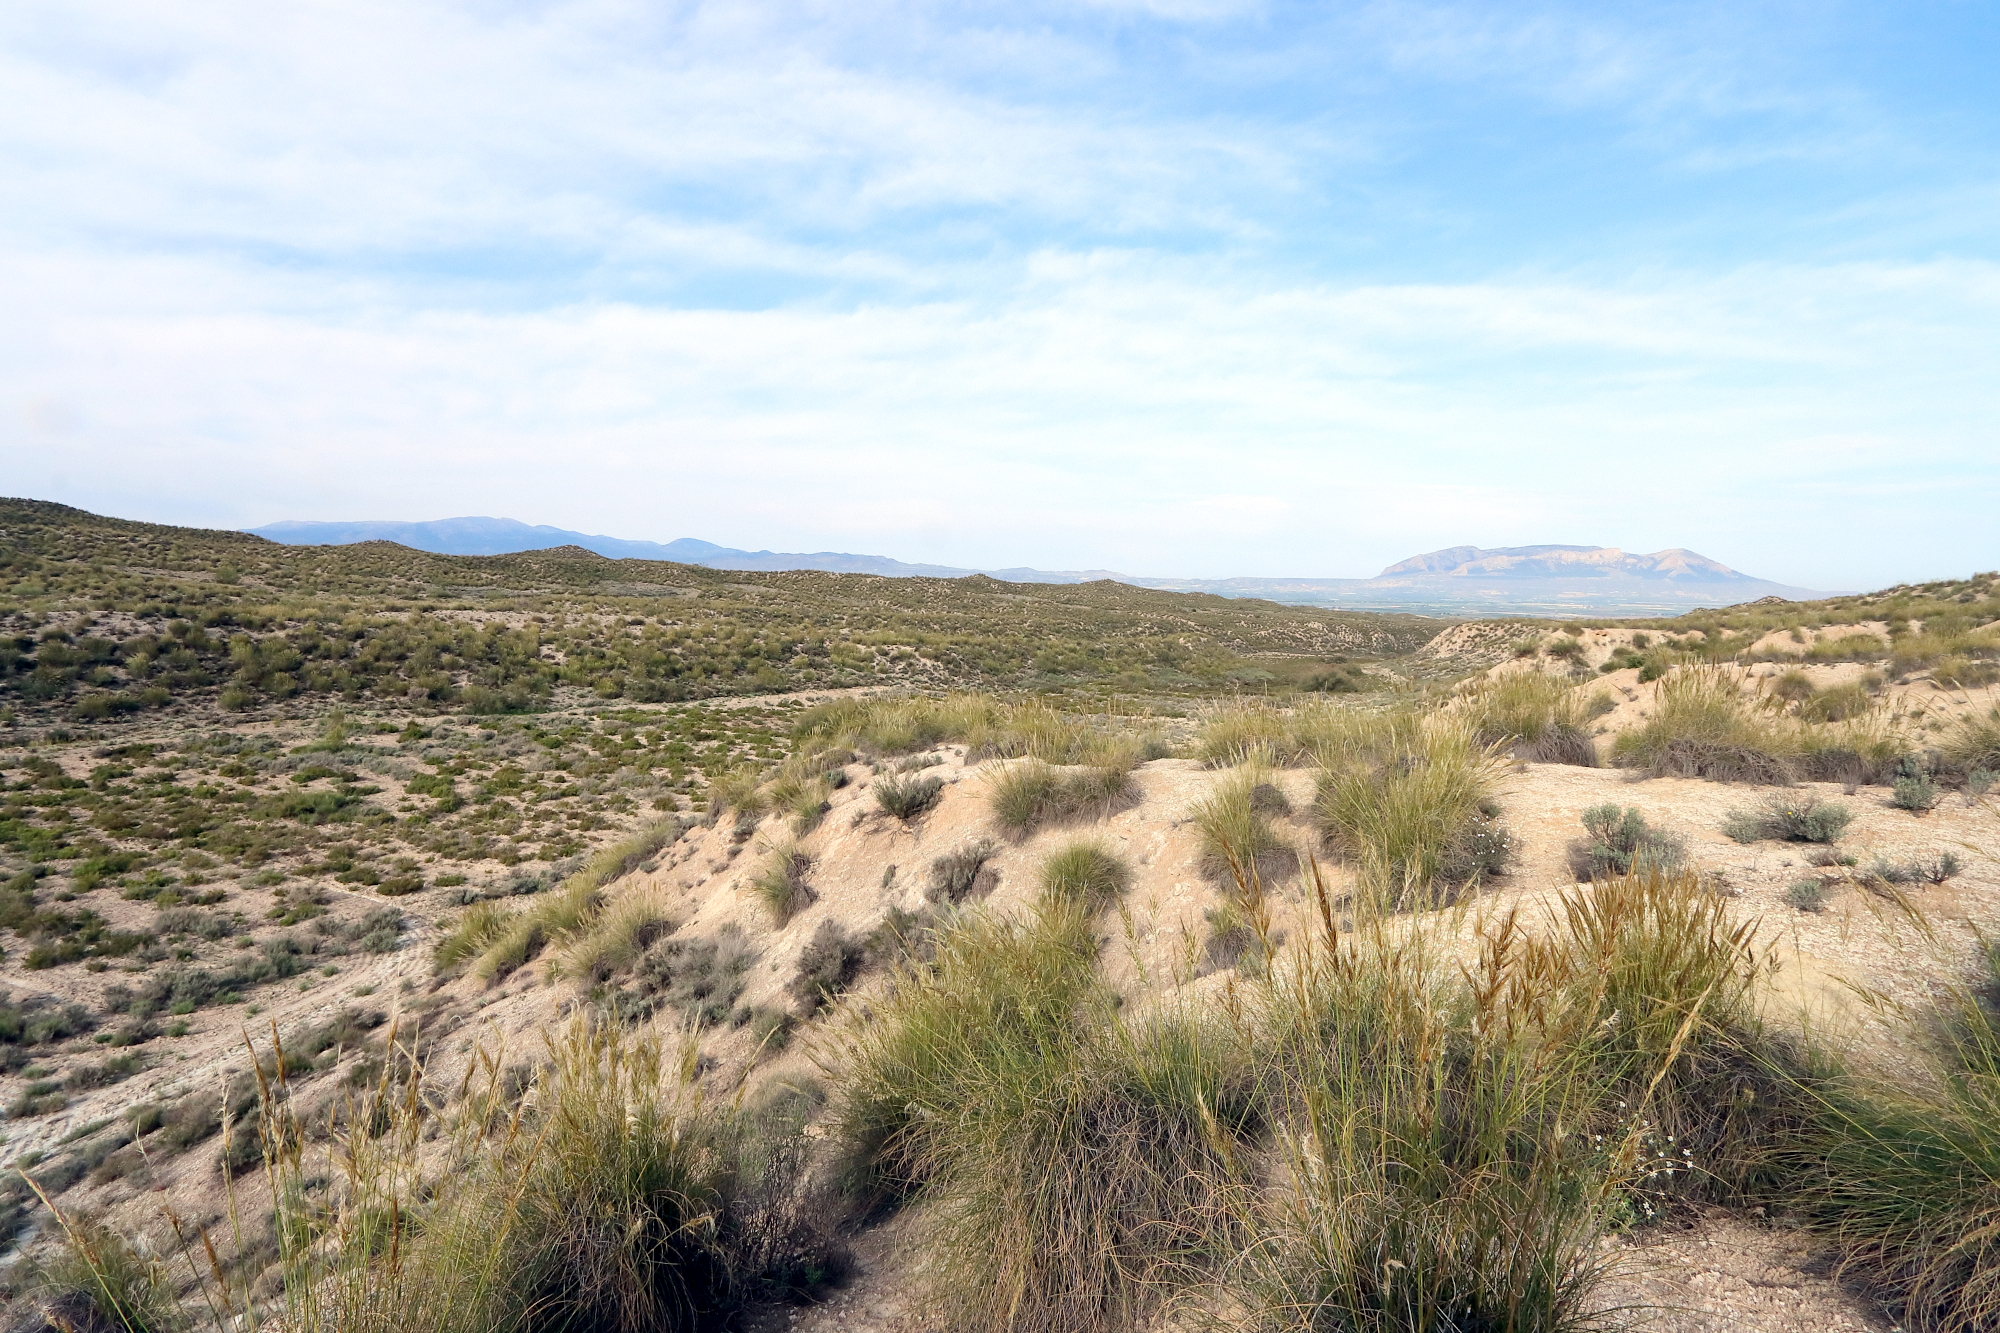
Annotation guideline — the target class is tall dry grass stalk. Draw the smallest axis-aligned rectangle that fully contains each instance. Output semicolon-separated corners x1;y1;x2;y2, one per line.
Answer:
30;1018;747;1333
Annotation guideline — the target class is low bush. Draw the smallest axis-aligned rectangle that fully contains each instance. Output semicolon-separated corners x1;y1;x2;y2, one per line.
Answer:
1866;853;1962;886
1786;878;1829;913
1564;804;1687;881
1722;794;1853;844
789;921;865;1013
872;773;944;821
1892;758;1942;813
925;839;996;905
602;926;758;1027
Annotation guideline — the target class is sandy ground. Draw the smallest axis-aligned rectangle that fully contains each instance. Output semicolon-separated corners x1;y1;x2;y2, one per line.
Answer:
9;661;1999;1330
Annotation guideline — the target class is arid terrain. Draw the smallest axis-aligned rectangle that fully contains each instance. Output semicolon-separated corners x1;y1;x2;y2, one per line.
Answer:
3;503;1999;1333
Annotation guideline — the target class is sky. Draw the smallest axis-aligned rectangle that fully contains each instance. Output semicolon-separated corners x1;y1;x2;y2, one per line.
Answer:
3;1;1997;590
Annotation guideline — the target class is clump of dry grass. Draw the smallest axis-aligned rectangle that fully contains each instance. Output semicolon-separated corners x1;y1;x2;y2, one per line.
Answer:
830;904;1241;1333
1612;667;1796;783
434;819;688;984
1190;765;1294;883
1313;714;1509;910
1786;939;2000;1331
749;840;816;926
1457;669;1600;766
793;694;1162;767
1224;868;1782;1330
987;759;1134;833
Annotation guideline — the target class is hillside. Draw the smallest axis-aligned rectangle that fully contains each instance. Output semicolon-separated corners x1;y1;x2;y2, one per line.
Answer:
4;666;1997;1332
4;500;2000;1333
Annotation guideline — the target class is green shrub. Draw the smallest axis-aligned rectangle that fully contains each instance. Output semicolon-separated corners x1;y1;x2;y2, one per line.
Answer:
925;839;996;905
1786;878;1829;913
1721;794;1853;844
789;921;865;1013
1564;804;1687;881
1892;758;1941;813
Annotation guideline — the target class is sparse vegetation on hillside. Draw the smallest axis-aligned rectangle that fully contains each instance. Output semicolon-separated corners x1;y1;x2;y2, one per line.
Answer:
13;501;2000;1333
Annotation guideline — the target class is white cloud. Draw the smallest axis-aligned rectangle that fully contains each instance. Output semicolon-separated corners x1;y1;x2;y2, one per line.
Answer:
6;239;1996;588
3;0;1996;592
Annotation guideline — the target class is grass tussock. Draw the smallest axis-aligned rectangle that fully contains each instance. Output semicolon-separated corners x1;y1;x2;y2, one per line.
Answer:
750;841;816;926
1941;703;2000;776
1035;841;1132;912
987;758;1134;833
1612;668;1794;783
872;772;944;821
1785;940;2000;1331
1190;765;1295;883
552;889;676;983
1225;868;1782;1330
33;1017;843;1333
794;694;1164;768
1313;714;1509;910
1457;670;1600;766
432;819;687;984
830;904;1241;1333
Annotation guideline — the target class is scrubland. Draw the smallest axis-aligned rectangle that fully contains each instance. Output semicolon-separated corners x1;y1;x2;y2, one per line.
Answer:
4;504;2000;1333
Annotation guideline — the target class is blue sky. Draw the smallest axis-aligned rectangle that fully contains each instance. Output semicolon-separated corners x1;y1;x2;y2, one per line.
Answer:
3;0;1997;588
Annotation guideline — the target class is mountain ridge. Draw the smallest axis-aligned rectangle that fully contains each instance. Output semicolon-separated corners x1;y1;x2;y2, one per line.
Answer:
245;519;1838;615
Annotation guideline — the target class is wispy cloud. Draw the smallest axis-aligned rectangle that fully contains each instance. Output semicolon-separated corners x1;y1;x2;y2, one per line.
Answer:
3;0;1997;589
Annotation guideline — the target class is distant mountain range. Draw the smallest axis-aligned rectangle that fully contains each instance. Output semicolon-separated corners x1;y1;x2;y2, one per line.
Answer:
1133;545;1838;615
244;521;1836;616
244;517;1120;583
